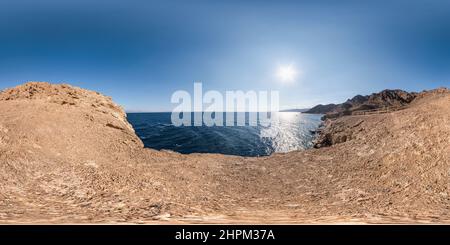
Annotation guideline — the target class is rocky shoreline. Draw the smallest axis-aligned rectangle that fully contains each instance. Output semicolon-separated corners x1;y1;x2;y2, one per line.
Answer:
311;87;449;148
0;82;449;224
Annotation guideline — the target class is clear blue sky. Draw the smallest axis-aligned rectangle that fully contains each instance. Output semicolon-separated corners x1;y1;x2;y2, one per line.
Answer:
0;0;449;111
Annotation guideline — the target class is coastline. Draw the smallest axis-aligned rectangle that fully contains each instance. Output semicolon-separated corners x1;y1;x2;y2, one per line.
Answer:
0;82;449;224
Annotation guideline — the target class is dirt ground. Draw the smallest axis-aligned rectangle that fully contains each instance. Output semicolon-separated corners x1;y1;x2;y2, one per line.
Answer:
0;82;449;224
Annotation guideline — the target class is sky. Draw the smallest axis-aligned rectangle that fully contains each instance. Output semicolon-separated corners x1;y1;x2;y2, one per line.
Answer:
0;0;449;111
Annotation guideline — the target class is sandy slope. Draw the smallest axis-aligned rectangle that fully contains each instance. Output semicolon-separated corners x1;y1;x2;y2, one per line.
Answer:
0;82;449;223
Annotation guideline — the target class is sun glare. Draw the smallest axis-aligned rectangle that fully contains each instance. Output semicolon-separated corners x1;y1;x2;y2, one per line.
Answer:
276;64;298;83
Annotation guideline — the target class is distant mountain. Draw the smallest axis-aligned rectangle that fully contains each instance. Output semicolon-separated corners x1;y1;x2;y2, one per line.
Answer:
303;89;417;119
279;108;310;112
300;104;338;114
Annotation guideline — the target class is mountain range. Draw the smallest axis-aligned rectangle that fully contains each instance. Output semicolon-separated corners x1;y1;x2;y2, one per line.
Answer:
304;89;418;119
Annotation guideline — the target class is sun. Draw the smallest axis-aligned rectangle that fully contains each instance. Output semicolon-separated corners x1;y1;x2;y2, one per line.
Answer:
276;64;298;83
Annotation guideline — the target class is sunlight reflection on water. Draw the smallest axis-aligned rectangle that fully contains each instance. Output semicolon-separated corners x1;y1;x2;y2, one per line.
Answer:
127;112;322;156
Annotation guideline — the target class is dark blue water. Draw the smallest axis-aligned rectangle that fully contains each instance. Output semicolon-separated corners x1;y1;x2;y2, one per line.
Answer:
127;112;322;157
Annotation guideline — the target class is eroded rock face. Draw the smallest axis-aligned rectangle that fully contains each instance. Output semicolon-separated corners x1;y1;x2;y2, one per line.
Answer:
313;118;363;148
313;87;450;148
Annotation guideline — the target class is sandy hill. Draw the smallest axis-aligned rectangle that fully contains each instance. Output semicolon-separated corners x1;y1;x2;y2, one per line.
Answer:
0;82;449;223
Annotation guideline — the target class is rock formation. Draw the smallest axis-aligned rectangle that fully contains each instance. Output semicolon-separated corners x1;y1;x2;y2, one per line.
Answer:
304;89;418;119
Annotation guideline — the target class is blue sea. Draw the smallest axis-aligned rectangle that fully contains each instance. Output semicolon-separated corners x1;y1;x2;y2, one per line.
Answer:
127;112;322;157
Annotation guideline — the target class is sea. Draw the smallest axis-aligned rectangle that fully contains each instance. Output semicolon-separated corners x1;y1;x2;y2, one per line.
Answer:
127;112;322;157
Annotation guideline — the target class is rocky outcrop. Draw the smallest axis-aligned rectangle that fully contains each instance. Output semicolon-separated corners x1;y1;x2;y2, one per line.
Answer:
304;89;417;119
0;82;135;133
313;87;449;148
